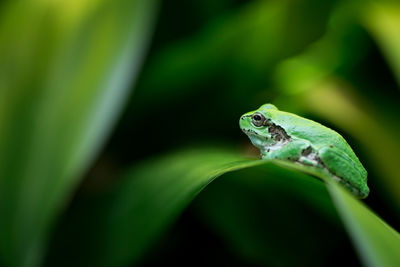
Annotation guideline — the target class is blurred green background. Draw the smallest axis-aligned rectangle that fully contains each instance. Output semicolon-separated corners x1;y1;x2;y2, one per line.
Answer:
1;0;400;266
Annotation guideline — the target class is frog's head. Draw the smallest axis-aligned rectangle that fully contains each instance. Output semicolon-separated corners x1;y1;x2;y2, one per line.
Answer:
239;104;279;150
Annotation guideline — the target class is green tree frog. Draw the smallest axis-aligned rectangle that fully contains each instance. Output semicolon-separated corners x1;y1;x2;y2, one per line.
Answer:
239;104;369;198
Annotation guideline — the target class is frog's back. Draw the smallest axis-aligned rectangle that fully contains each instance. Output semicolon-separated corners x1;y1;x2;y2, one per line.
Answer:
269;110;366;176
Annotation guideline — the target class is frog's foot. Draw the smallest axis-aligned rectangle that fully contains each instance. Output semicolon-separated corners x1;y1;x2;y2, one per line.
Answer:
262;140;309;160
297;146;320;166
329;174;364;197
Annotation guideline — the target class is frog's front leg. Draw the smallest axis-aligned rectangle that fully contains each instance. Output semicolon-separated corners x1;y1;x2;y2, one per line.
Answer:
261;140;312;163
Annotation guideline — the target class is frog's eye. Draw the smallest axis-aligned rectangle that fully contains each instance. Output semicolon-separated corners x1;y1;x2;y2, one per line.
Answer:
251;113;265;127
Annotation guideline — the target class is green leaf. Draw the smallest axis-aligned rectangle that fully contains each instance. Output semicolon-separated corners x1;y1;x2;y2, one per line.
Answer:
269;1;400;207
192;168;345;266
327;179;400;267
90;147;400;266
92;148;264;267
297;83;400;209
362;1;400;86
133;0;337;109
0;0;157;266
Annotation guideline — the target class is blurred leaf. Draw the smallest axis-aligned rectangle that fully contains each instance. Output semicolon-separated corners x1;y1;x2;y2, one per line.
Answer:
192;168;351;266
273;6;370;96
0;0;157;266
300;83;400;210
91;148;263;267
363;1;400;86
132;0;337;109
269;4;400;209
87;147;400;266
327;179;400;266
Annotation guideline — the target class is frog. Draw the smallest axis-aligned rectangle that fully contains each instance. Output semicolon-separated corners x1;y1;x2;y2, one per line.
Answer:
239;103;369;198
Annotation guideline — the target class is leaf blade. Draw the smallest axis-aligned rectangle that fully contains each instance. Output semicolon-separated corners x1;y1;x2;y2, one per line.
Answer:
88;147;400;266
96;148;263;267
327;180;400;267
0;0;158;266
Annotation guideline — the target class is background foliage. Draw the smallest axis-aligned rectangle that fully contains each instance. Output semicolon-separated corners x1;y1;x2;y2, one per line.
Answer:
1;0;400;266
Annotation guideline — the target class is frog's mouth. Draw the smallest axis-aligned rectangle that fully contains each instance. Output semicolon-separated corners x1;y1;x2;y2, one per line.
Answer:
241;123;291;153
241;127;260;136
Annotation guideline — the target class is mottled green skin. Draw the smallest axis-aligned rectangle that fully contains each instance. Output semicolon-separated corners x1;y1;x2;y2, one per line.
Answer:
239;104;369;198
